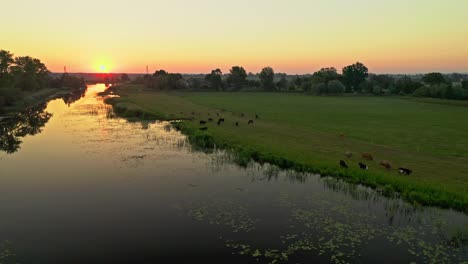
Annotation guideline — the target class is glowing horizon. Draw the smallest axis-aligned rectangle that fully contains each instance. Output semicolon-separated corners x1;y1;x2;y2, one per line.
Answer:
1;0;467;74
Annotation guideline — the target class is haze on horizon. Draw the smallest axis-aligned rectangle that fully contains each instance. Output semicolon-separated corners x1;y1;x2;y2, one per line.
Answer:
1;0;467;74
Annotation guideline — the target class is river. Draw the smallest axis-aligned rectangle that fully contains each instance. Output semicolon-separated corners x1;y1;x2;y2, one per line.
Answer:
0;84;466;263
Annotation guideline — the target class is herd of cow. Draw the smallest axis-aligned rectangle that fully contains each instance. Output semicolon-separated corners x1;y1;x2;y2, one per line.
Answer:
340;152;412;175
192;111;259;131
185;110;412;176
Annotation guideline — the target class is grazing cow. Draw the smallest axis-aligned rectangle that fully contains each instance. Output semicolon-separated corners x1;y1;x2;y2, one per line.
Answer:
362;153;374;161
217;120;221;126
199;127;208;131
216;113;220;116
218;118;225;123
344;151;353;158
358;162;369;170
235;122;239;127
255;114;259;119
339;160;348;169
398;168;412;175
248;120;254;125
199;120;207;125
241;113;245;117
208;118;213;122
380;160;392;170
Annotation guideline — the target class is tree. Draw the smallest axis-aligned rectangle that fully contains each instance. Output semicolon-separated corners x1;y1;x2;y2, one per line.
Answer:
276;74;288;91
462;80;468;90
395;76;422;94
313;67;340;83
342;62;369;92
205;68;223;91
259;67;275;91
0;50;14;85
422;72;446;85
120;73;130;82
11;56;50;91
327;80;346;93
227;66;247;90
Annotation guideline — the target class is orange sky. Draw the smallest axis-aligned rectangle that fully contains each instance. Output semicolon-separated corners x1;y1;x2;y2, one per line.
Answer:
1;0;467;74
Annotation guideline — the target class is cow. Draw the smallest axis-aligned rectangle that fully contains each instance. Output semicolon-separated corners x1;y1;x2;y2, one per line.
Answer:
248;120;254;125
199;127;208;131
235;122;239;127
217;120;221;126
380;160;392;170
208;118;213;122
398;168;412;175
344;151;353;158
241;113;245;117
358;162;369;170
255;114;259;119
199;120;207;125
218;118;225;123
362;153;374;161
216;113;220;116
339;160;348;169
191;112;195;115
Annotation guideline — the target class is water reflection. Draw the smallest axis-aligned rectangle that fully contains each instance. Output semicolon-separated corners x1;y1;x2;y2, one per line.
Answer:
0;103;51;154
0;88;86;154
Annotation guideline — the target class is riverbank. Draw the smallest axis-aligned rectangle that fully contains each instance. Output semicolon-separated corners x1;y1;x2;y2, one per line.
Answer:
0;87;78;118
102;84;468;212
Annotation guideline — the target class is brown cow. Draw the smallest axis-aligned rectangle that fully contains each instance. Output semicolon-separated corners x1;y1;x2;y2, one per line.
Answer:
379;160;392;170
362;153;374;161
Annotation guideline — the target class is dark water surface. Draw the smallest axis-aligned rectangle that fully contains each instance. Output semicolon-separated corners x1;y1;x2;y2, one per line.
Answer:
0;84;466;263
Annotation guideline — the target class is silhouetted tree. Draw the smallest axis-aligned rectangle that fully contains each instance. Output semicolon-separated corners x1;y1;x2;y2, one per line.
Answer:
422;72;447;85
259;67;275;91
205;69;223;91
227;66;247;90
342;62;369;92
276;74;288;91
313;67;340;83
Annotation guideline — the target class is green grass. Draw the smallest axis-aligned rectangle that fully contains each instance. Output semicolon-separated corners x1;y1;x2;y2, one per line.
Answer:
103;85;468;212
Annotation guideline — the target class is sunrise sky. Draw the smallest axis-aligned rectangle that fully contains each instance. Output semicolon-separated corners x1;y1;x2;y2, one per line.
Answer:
1;0;467;74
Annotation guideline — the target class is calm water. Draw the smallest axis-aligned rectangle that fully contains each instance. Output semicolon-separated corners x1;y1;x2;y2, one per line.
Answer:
0;84;466;264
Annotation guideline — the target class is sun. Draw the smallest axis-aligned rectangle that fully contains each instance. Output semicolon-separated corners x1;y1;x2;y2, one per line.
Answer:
94;60;111;73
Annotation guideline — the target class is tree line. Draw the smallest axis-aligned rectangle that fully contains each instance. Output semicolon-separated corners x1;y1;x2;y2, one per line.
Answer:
132;62;468;100
0;50;85;108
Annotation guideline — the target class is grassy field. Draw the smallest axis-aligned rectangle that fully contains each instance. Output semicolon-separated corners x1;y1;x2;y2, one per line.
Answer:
103;85;468;212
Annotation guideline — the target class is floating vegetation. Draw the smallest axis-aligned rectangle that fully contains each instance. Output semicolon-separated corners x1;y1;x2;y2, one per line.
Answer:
186;200;259;233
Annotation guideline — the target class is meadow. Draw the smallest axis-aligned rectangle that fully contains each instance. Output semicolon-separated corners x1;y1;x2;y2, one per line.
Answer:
104;85;468;211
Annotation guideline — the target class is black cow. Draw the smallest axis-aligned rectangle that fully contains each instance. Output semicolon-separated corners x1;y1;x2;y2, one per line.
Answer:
398;168;412;175
199;127;208;131
218;118;225;123
216;113;220;116
217;120;221;126
199;120;207;125
241;113;245;117
339;160;348;169
208;118;213;122
255;114;259;119
248;120;254;125
235;122;239;126
358;162;369;170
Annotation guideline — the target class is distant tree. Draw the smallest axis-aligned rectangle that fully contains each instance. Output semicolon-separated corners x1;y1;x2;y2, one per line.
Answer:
462;80;468;90
369;74;394;91
342;62;369;92
276;74;288;91
227;66;247;90
294;76;303;88
313;67;340;83
422;72;446;85
153;70;168;77
120;73;130;82
205;68;223;91
259;67;275;91
395;76;422;94
327;80;346;93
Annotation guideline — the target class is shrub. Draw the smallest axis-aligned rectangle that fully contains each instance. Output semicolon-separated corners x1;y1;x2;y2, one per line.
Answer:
327;80;345;93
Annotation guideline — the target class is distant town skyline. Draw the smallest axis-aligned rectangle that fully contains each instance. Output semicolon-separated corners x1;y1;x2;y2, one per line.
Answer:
2;0;467;74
